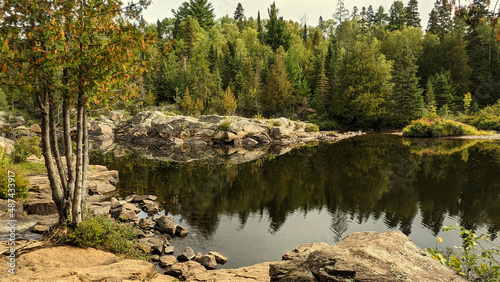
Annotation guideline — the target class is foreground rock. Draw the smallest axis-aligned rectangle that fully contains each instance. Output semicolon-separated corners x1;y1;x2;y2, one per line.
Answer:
269;231;465;281
0;245;156;281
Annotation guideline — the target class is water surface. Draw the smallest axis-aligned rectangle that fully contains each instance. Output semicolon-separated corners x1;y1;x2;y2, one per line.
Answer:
91;134;500;269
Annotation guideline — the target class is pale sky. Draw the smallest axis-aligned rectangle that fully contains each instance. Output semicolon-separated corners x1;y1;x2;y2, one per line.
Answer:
142;0;436;29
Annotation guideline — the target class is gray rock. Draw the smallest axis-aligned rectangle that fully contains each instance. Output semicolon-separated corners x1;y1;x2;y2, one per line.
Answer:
198;254;217;270
150;255;160;262
110;111;124;121
138;217;155;229
155;215;178;236
118;209;138;222
175;225;189;237
164;245;175;254
269;231;467;282
141;200;159;215
178;246;196;262
164;261;206;279
132;195;158;203
193;252;203;262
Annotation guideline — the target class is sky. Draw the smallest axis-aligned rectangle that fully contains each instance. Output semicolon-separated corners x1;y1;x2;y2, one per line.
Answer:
142;0;436;29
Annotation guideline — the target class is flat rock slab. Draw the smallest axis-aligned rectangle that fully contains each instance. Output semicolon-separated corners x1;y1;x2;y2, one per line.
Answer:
0;246;155;281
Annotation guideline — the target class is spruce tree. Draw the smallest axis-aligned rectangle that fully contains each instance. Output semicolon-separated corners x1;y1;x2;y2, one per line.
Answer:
389;1;406;31
172;0;215;29
352;6;359;20
262;52;294;115
315;57;330;113
234;3;245;30
405;0;421;28
264;2;291;51
334;0;350;25
373;6;389;26
367;5;375;26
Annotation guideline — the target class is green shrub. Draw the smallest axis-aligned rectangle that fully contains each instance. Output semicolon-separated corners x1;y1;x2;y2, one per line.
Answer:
271;120;281;126
305;124;320;132
426;224;500;281
0;164;29;199
66;213;146;259
403;118;488;138
218;120;232;131
469;103;500;131
13;137;42;163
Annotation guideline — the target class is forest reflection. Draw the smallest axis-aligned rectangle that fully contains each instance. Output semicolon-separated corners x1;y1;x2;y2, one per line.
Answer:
91;134;500;241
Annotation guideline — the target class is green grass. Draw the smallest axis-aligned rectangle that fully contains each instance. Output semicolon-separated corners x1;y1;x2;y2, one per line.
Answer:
403;118;491;138
14;161;47;175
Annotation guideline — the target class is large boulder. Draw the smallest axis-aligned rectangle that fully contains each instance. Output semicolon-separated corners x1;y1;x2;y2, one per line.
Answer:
198;254;217;270
269;231;466;282
177;246;196;262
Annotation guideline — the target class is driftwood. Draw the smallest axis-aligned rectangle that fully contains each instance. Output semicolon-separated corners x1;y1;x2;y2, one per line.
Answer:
0;240;45;256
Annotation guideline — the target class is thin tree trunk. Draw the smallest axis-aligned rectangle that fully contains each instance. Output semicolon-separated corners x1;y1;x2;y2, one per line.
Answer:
63;94;74;220
49;95;68;193
82;106;89;207
37;93;66;224
72;93;84;224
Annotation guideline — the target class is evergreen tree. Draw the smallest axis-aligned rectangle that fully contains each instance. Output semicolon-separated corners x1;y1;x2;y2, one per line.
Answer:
222;86;237;115
172;0;215;29
373;5;389;26
262;52;294;115
360;6;368;31
389;1;406;31
334;0;350;25
314;57;330;113
264;2;291;51
303;24;308;41
367;5;375;26
318;16;324;29
352;6;359;20
429;71;455;109
405;0;421;28
382;27;424;125
425;79;437;109
426;10;439;35
234;3;245;30
427;0;452;39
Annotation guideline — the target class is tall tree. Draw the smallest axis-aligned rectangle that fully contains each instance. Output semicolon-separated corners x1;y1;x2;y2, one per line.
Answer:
0;0;153;224
373;5;389;26
264;2;291;51
334;0;350;25
262;52;294;115
367;5;375;26
427;0;452;39
234;3;245;30
405;0;421;27
172;0;215;30
389;1;406;31
382;28;424;125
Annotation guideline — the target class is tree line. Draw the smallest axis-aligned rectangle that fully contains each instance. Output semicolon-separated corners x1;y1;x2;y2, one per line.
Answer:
143;0;500;129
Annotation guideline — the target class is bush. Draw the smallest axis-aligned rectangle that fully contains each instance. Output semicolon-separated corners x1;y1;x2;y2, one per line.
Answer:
305;123;320;132
426;225;500;281
403;118;488;138
0;164;29;199
469;102;500;131
66;213;146;259
218;120;232;131
13;137;42;163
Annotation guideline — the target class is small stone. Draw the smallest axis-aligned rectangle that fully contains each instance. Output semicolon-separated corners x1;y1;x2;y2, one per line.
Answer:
29;124;41;133
177;247;196;262
150;255;160;262
125;195;135;203
199;254;217;270
132;195;158;203
208;251;228;265
141;199;160;215
138;218;155;229
193;252;203;262
32;224;49;234
164;245;175;254
175;225;189;237
155;215;178;236
160;255;177;267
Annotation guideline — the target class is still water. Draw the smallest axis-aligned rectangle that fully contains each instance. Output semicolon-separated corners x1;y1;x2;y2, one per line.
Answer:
91;134;500;269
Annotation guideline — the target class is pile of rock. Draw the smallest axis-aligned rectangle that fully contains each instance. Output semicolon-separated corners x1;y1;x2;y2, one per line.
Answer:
163;247;228;278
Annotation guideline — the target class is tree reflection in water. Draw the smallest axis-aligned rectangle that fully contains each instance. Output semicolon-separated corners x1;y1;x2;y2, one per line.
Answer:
91;134;500;243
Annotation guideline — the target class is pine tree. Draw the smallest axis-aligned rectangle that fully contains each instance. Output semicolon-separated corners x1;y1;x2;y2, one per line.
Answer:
334;0;350;25
389;1;406;31
405;0;421;28
352;6;359;20
360;6;368;31
425;79;437;110
429;71;455;109
264;2;291;51
367;5;375;26
315;57;330;113
373;6;389;26
172;0;215;29
262;52;294;115
234;3;245;30
427;0;452;39
303;24;308;41
318;16;324;29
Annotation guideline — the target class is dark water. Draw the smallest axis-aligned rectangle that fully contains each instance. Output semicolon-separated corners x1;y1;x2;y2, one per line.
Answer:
91;134;500;269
